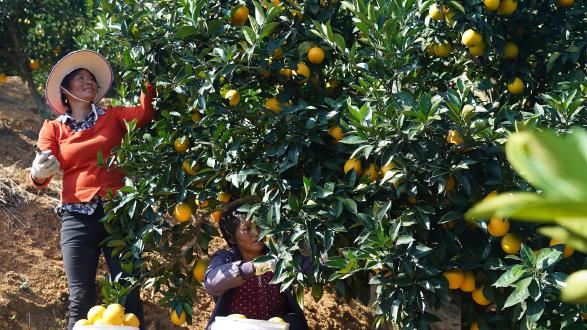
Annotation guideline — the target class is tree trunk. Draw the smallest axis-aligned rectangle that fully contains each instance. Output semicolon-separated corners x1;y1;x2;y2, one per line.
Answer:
8;23;53;119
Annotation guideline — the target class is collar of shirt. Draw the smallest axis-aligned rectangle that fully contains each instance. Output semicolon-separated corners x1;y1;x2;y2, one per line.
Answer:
57;103;105;124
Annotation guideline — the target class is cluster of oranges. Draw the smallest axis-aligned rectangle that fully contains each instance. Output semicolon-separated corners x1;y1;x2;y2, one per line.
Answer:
74;304;140;327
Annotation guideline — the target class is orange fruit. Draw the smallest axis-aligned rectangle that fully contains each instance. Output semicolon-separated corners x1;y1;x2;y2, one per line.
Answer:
471;321;480;330
182;159;199;176
308;47;325;64
170;309;187;325
87;305;106;323
364;163;378;183
507;77;524;94
211;210;223;222
278;67;292;78
102;304;125;325
428;4;445;20
174;137;189;153
433;41;452;57
469;41;486;57
447;130;463;144
550;239;575;258
273;47;283;59
265;98;281;114
217;192;231;204
484;0;500;11
407;196;417;205
381;162;396;175
460;271;476;292
472;287;491;305
123;313;140;326
503;41;519;59
344;158;363;176
442;269;465;289
445;176;456;192
557;0;574;7
192;111;202;123
193;259;209;282
462;29;482;47
0;73;7;83
231;5;249;26
295;62;310;82
444;9;455;25
225;90;240;106
501;233;521;254
174;203;192;223
498;0;517;14
487;217;510;237
29;59;40;70
74;319;91;326
328;126;343;142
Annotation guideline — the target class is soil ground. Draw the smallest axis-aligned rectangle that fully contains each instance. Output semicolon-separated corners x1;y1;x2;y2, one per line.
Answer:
0;77;375;329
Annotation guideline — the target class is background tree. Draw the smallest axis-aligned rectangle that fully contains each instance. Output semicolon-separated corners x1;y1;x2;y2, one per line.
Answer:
0;0;93;117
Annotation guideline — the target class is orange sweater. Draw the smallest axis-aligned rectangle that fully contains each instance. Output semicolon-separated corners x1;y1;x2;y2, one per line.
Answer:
30;86;156;203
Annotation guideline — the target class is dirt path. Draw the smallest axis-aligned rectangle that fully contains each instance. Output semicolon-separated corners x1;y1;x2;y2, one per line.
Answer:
0;77;374;329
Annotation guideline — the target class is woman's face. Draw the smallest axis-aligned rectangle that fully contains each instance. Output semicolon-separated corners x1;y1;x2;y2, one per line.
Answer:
234;221;264;256
65;69;97;102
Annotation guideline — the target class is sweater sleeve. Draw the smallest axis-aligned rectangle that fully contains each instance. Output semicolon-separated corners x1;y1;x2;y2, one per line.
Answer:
115;82;156;129
204;250;255;297
29;120;59;189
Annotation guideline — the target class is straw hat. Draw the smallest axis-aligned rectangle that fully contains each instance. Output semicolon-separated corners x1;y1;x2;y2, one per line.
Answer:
45;50;113;115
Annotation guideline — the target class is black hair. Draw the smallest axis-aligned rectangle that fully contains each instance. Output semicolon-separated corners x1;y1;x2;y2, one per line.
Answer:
60;68;100;106
219;208;248;247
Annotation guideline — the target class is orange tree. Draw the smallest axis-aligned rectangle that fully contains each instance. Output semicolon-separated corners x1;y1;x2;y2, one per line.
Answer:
83;0;586;328
0;0;93;117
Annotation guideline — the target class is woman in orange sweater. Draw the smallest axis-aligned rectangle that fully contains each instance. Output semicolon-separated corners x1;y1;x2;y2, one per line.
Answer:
29;50;155;329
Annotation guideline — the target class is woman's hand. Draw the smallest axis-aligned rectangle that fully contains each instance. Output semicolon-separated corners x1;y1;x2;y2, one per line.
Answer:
31;151;60;180
253;258;277;276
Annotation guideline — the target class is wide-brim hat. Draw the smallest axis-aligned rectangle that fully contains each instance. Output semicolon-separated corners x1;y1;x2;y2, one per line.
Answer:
45;49;113;115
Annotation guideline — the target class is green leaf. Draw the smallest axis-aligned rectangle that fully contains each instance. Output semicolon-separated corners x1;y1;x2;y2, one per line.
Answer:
242;26;257;46
494;265;528;288
340;135;366;144
175;26;198;39
503;277;532;308
533;247;562;269
539;224;587;253
505;130;587;200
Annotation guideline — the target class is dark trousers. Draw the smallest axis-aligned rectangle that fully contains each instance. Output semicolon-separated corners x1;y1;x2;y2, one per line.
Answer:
60;202;145;330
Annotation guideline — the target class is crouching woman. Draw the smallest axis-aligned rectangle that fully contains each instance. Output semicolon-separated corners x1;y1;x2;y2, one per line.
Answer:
204;209;310;329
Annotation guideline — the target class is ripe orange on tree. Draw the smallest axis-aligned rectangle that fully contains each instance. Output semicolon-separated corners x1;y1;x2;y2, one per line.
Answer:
381;162;396;175
174;203;192;223
433;41;452;57
344;158;363;176
295;62;310;82
447;130;463;144
428;4;445;20
469;41;486;57
445;176;456;193
484;0;500;11
193;259;209;282
364;163;378;183
498;0;517;15
231;5;249;26
461;29;482;47
225;89;241;106
501;233;521;254
307;46;325;64
472;287;491;306
211;210;223;222
182;159;199;176
503;41;519;59
507;77;524;95
550;238;575;258
328;126;343;142
470;321;480;330
265;98;281;114
191;111;202;123
196;199;209;208
460;271;476;292
217;191;231;204
556;0;574;7
174;137;189;153
29;59;40;70
442;269;464;289
487;217;510;237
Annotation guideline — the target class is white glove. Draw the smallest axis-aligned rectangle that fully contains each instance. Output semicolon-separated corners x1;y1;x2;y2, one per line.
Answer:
31;151;60;180
254;258;277;276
